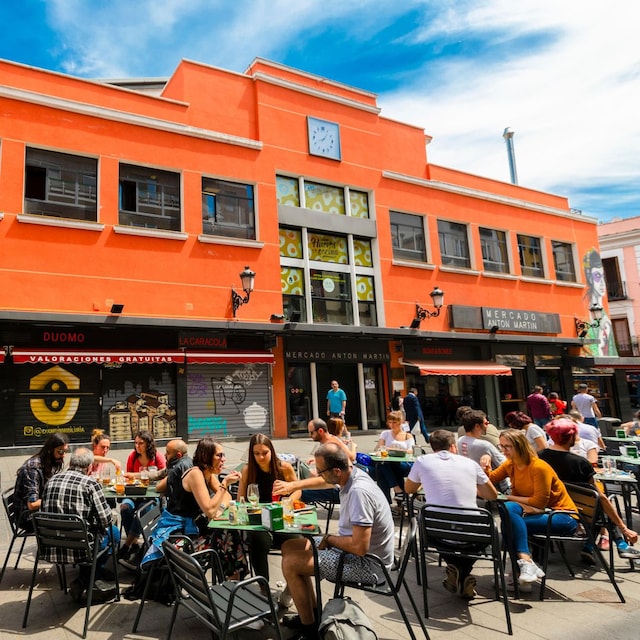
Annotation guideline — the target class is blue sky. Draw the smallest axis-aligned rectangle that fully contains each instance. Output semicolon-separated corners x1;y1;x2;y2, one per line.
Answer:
2;0;639;222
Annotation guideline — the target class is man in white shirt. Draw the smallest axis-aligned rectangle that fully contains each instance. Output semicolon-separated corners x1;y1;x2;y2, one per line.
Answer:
405;430;497;599
571;384;602;427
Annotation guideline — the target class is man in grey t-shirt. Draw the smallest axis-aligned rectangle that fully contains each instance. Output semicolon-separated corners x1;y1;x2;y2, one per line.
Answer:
281;443;393;638
458;409;510;494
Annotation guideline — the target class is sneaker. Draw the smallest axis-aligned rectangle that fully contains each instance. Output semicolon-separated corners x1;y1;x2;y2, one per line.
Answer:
581;550;596;565
461;575;477;599
517;559;544;583
598;536;610;551
618;545;640;559
118;547;140;572
442;564;460;594
279;586;293;609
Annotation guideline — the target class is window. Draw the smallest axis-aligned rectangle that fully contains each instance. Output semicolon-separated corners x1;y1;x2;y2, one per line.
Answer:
517;234;544;277
304;182;345;215
24;148;97;221
202;177;255;240
119;164;180;231
480;228;509;273
276;175;370;218
612;318;633;356
390;212;426;262
438;220;470;268
281;266;306;322
276;175;300;207
602;257;627;300
310;269;353;325
551;241;576;282
279;226;377;326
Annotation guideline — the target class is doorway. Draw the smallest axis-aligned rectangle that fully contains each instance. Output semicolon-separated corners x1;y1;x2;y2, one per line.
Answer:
316;364;361;430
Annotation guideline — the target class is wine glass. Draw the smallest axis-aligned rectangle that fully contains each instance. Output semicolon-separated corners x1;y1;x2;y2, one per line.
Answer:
247;484;260;507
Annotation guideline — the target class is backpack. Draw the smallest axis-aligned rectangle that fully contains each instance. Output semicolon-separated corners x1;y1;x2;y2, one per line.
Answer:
319;597;378;640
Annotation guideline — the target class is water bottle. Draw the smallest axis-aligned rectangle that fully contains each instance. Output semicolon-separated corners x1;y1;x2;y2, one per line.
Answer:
237;497;249;525
228;500;238;525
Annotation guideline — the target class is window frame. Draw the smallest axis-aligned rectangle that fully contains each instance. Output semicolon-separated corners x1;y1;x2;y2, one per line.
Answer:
517;233;545;278
479;227;510;273
437;219;471;269
201;176;256;240
118;163;181;231
24;148;98;222
390;211;427;263
551;240;577;282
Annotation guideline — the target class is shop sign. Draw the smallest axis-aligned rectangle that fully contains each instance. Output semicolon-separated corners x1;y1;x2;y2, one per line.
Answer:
449;305;560;334
15;364;100;444
285;338;390;363
179;332;228;349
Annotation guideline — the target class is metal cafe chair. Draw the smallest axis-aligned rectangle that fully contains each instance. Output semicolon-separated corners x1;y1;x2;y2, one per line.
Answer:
1;487;36;582
329;518;430;640
23;512;120;639
162;540;283;640
131;499;164;632
529;483;625;603
420;503;512;635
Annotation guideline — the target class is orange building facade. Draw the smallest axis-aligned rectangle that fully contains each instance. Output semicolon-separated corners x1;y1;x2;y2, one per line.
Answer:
0;56;627;448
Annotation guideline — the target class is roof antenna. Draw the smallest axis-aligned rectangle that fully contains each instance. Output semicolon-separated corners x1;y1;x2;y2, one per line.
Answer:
503;127;518;185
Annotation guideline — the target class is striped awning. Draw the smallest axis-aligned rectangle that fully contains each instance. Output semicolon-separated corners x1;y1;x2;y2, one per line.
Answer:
186;351;274;364
11;349;185;365
402;360;512;376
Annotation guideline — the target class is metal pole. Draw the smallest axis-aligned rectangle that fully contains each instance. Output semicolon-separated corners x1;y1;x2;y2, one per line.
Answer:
502;127;518;184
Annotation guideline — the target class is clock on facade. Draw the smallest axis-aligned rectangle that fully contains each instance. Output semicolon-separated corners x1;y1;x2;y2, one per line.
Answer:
307;116;341;160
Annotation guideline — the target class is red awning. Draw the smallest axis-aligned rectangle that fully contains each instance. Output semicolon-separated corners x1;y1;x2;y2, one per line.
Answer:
186;351;275;364
11;349;185;365
402;360;512;376
0;351;4;364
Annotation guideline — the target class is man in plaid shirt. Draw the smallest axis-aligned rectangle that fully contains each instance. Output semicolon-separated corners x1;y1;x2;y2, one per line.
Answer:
41;447;119;601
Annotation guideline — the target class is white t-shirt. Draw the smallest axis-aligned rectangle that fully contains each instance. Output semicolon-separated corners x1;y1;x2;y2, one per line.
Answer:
570;437;599;459
379;430;414;451
572;392;598;418
407;451;489;507
525;424;547;448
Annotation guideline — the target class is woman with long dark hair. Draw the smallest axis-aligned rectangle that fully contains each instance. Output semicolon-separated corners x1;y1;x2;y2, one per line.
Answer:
237;433;300;581
142;437;246;578
119;430;167;568
14;432;69;530
505;410;548;452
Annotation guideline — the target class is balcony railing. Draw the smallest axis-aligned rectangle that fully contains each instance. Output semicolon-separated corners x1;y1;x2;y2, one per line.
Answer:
606;280;627;301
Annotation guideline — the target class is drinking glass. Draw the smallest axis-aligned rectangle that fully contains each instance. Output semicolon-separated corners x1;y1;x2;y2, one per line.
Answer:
282;497;295;528
100;467;112;487
247;484;260;507
603;457;613;476
139;466;150;487
115;474;125;496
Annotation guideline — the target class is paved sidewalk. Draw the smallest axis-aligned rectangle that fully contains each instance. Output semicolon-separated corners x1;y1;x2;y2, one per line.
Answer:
2;433;640;639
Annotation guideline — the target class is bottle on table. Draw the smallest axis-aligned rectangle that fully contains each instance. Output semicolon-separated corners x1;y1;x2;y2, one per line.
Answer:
237;496;249;525
228;500;238;525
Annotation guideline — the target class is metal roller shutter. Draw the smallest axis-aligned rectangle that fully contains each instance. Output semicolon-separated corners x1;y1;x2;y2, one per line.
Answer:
186;363;272;439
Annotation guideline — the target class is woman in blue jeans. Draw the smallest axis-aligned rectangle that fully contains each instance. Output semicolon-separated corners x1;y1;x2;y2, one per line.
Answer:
484;429;578;585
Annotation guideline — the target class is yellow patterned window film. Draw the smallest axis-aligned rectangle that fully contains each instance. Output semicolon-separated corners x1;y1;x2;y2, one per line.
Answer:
281;267;304;295
353;238;372;267
304;182;345;215
356;276;375;301
279;227;303;258
350;190;369;219
276;176;300;206
308;233;348;264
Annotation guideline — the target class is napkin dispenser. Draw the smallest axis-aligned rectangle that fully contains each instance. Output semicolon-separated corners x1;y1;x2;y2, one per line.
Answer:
388;449;407;458
261;504;284;531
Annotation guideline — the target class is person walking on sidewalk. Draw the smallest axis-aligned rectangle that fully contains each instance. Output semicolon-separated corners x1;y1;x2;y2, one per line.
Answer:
571;384;602;427
403;387;429;444
526;386;552;428
326;380;347;419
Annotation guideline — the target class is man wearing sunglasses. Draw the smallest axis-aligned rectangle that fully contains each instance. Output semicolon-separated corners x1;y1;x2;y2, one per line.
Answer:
280;442;393;640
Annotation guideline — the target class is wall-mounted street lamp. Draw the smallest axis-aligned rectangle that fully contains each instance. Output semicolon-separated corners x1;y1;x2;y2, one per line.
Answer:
575;304;604;338
409;286;445;329
231;266;256;317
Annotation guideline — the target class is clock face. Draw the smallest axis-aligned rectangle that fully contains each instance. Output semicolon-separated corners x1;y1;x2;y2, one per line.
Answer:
308;117;341;160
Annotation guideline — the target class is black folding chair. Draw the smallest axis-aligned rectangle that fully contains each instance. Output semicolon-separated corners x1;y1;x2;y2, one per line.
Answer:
329;518;430;640
23;512;120;639
420;503;512;635
1;487;36;582
162;540;283;640
298;459;338;533
529;483;625;603
132;500;164;632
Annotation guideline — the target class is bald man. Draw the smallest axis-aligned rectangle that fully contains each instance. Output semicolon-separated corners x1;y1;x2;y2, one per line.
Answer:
155;439;190;493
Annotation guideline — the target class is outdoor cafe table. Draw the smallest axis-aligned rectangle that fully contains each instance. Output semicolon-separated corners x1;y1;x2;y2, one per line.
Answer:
102;485;163;500
595;470;638;528
208;504;321;535
368;453;416;464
